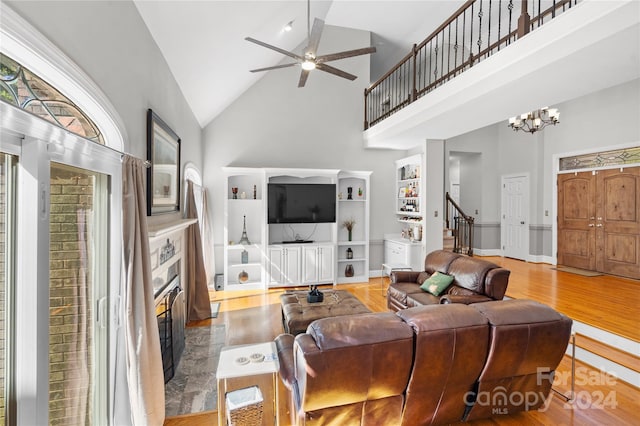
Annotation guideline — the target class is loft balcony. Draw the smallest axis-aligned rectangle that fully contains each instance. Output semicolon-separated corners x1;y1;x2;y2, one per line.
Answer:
363;0;640;149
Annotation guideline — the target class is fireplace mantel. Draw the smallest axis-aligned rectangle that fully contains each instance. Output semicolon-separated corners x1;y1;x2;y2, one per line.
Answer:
148;218;197;239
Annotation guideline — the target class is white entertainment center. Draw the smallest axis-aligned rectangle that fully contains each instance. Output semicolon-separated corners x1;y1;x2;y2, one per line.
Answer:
223;167;371;290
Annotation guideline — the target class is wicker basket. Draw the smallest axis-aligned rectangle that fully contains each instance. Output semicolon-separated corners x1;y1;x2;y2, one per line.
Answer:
226;386;264;426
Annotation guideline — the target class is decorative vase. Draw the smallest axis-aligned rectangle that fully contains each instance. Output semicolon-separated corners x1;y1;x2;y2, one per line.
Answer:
238;270;249;283
345;264;354;278
348;229;352;241
346;247;353;259
241;249;249;264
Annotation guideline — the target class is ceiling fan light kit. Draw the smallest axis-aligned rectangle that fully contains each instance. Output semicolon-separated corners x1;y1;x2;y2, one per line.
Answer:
245;0;375;87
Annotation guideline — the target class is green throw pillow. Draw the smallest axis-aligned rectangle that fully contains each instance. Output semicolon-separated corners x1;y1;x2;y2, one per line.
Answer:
420;271;454;296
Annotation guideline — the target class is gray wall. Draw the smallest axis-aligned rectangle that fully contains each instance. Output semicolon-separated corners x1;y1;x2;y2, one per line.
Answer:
202;25;406;273
7;0;203;190
445;78;640;257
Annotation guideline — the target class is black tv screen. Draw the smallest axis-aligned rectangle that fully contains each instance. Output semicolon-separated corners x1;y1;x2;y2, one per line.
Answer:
268;183;336;223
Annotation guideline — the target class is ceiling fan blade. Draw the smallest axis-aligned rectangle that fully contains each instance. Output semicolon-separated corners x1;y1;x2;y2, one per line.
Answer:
306;18;324;56
316;47;377;63
298;69;310;88
316;63;357;81
245;37;303;61
249;63;299;73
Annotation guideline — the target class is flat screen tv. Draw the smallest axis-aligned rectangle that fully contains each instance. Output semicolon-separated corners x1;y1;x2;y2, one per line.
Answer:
268;183;336;224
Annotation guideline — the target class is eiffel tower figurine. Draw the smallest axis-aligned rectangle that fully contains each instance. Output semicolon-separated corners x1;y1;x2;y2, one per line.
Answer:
238;215;251;245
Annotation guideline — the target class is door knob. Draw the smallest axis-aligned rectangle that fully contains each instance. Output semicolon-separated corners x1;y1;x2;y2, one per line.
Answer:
588;224;595;227
597;217;603;221
596;224;603;227
520;221;525;225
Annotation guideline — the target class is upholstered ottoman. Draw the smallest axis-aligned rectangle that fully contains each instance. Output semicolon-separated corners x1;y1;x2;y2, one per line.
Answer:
280;290;371;335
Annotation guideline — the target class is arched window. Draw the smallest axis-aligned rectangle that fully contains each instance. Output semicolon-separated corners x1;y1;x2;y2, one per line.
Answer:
0;53;104;144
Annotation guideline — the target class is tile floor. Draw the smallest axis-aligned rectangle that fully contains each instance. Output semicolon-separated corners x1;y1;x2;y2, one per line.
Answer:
164;324;226;416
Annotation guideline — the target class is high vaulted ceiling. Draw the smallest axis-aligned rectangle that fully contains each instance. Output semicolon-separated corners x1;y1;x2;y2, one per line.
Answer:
134;0;466;128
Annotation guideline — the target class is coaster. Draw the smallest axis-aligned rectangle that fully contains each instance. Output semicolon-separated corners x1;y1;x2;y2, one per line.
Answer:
235;356;249;365
249;353;265;363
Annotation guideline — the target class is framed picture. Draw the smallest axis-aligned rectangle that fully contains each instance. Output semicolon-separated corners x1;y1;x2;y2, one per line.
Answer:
147;109;181;215
398;187;406;198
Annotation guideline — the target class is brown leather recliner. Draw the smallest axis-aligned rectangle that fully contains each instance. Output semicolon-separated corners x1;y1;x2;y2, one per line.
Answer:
277;312;415;426
396;304;490;426
464;299;573;420
387;250;510;311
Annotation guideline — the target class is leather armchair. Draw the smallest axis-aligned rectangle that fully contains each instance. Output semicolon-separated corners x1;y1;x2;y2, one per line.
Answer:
275;312;414;425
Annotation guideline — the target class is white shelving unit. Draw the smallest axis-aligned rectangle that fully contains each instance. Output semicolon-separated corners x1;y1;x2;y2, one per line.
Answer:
387;154;426;268
223;167;371;290
337;171;371;284
223;168;266;290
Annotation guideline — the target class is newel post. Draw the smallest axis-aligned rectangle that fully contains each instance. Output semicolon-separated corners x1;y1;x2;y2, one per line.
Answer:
411;44;418;102
518;0;531;38
364;88;369;130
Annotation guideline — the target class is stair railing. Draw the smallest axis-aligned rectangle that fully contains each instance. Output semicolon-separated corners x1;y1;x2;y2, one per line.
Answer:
445;192;475;256
364;0;580;130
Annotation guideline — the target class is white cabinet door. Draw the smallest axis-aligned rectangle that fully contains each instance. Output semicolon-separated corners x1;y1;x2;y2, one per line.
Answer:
302;246;319;284
384;240;407;264
317;245;334;283
283;246;301;285
269;246;301;286
268;247;284;285
302;245;334;284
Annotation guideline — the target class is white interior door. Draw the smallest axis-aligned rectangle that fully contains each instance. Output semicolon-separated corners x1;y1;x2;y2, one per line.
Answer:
501;174;530;261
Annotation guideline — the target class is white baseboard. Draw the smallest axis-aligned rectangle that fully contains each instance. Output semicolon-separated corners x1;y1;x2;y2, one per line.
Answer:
369;269;383;278
473;249;502;256
527;255;554;264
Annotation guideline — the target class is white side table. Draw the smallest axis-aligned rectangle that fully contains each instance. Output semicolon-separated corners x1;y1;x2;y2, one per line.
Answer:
217;341;280;426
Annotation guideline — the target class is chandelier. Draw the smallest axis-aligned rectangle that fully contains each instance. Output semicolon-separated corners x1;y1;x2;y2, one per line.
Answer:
508;107;560;134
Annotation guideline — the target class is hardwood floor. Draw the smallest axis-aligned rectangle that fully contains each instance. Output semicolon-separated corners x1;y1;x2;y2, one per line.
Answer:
487;256;640;342
166;258;640;425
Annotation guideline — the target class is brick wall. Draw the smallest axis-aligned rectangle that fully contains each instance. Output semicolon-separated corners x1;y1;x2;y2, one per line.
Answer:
48;167;94;425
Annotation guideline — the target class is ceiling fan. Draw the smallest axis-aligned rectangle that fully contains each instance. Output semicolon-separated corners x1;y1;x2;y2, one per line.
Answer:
245;0;376;88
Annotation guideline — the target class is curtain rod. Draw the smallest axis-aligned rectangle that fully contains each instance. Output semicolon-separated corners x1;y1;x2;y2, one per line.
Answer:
120;152;152;168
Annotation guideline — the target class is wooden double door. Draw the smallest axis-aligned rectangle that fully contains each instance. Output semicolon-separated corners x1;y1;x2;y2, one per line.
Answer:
558;167;640;279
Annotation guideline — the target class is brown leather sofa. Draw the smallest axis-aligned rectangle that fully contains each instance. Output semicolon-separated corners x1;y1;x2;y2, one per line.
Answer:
275;299;572;426
387;250;511;311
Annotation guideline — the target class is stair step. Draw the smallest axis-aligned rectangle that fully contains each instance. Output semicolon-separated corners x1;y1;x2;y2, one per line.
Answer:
575;333;640;373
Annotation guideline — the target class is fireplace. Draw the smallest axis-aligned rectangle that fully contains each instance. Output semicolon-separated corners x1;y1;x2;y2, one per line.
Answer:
154;260;185;383
147;218;196;384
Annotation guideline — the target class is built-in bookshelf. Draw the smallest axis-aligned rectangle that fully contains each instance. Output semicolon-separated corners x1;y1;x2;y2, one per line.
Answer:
336;171;371;284
223;168;265;290
223;167;371;290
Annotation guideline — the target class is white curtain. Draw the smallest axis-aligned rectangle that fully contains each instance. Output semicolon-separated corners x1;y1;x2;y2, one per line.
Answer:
185;180;212;320
194;185;216;283
118;155;165;425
